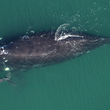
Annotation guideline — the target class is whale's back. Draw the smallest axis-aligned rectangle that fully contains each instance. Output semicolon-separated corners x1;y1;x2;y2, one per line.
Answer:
0;32;110;72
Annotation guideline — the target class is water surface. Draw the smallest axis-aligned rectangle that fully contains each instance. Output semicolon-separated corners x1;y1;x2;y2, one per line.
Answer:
0;0;110;110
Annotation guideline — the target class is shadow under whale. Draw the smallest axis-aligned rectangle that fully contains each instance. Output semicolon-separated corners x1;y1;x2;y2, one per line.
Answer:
0;31;110;84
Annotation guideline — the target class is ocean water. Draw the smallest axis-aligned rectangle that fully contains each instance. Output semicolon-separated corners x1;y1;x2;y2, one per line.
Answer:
0;0;110;110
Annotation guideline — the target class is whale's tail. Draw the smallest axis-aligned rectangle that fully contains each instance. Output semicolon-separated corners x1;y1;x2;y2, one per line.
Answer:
0;72;16;86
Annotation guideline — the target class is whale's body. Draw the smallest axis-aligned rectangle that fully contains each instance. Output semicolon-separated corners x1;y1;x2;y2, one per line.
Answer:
0;31;110;83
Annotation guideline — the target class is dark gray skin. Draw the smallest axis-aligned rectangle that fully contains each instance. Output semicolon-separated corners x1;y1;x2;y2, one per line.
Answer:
0;31;110;83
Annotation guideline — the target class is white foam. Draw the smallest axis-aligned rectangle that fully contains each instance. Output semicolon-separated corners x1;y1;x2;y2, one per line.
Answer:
55;34;84;41
55;24;84;41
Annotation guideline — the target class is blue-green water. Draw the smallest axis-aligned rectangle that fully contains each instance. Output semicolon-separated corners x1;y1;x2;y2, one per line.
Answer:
0;0;110;110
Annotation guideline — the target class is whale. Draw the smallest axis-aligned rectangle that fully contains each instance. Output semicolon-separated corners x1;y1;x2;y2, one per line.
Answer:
0;31;110;84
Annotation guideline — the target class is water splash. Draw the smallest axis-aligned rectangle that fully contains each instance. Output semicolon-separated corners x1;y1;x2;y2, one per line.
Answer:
54;23;84;41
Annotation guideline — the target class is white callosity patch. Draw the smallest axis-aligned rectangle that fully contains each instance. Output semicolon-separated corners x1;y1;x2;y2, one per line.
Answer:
3;57;8;63
0;37;2;40
4;60;8;62
0;47;8;55
0;46;9;69
5;67;10;71
2;61;10;71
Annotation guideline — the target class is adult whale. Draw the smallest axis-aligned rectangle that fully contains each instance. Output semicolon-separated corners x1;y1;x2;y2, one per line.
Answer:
0;31;110;84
